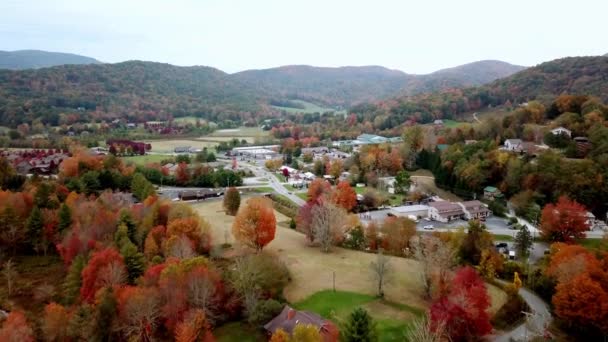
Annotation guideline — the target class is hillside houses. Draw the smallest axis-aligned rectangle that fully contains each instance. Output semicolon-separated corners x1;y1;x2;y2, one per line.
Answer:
1;149;70;175
332;134;402;150
551;126;571;137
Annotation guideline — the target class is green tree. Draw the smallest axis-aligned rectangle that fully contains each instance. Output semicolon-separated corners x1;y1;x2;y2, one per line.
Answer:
34;182;58;209
26;206;44;252
63;255;85;305
206;152;217;162
394;170;411;194
131;173;156;201
81;171;101;195
514;225;533;259
120;241;145;284
67;304;94;340
93;287;117;342
223;187;241;216
118;209;137;244
343;308;378;342
58;203;72;233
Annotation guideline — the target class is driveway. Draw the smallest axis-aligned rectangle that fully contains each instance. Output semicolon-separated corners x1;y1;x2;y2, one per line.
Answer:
494;284;552;342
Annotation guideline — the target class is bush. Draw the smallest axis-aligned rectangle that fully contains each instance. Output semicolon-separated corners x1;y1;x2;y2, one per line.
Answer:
528;269;556;303
498;261;523;280
289;218;296;229
248;299;284;325
509;217;518;225
342;226;366;250
487;200;507;217
491;294;529;329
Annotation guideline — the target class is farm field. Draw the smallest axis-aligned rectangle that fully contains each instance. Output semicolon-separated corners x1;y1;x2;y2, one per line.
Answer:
144;139;218;153
208;126;268;138
121;153;173;166
190;198;507;313
271;99;346;115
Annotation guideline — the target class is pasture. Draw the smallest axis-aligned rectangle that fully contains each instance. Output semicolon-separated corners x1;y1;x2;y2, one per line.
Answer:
190;198;506;314
144;139;218;154
121;154;173;166
272;99;346;115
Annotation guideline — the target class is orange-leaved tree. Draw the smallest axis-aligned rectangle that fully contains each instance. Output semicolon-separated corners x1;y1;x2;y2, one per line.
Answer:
540;196;589;242
232;197;276;251
331;180;357;211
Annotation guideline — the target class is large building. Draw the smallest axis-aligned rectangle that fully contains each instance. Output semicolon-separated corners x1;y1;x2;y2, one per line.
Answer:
428;201;465;222
231;145;279;159
332;134;403;149
457;200;492;220
390;205;430;220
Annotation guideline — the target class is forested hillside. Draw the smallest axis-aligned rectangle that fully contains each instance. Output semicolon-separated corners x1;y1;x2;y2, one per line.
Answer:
0;58;525;127
351;56;608;128
0;50;100;70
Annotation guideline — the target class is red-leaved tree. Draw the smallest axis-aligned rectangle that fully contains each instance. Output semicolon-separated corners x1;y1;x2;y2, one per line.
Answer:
232;197;276;251
0;311;35;342
80;247;127;303
430;266;492;341
540;196;589;242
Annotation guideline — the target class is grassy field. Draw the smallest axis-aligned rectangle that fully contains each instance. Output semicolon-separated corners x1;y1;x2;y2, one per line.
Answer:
578;238;607;250
271;100;346;115
442;119;469;128
410;169;462;201
214;322;266;342
121;154;173;166
208;127;268;138
355;186;405;206
190;199;506;313
295;290;422;341
144;139;218;154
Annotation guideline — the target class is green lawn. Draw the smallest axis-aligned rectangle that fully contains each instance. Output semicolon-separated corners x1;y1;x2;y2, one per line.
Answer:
442;119;469;128
208;126;268;138
252;187;275;193
297;192;308;201
121;154;173;166
294;290;421;342
272;100;346;115
355;186;405;206
214;322;265;342
493;234;515;242
578;238;607;251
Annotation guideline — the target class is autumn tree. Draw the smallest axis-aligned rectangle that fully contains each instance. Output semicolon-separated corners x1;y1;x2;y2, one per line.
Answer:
223;187;240;215
540;196;589;242
405;316;445;342
116;286;161;341
2;259;17;297
292;324;321;342
232;197;276;251
381;217;416;256
343;308;378;342
296;201;316;243
166;216;211;254
0;311;35;342
80;247;127;303
63;255;85;304
411;235;455;299
93;287;118;342
331;181;357;211
131;173;156;202
175;309;215;342
311;200;348;252
0;206;26;254
270;329;289;342
175;162;191;185
430;267;492;341
58;202;72;233
42;303;70;342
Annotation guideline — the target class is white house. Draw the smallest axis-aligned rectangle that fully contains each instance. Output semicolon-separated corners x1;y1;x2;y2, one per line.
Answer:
457;200;492;220
504;139;523;151
428;201;464;223
551;127;571;137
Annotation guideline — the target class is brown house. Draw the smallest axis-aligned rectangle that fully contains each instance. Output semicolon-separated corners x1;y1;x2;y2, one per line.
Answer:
264;306;338;341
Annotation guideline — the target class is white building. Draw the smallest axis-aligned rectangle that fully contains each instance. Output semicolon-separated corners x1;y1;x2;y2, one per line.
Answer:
457;200;492;220
428;201;464;222
504;139;523;151
551;127;572;137
390;205;430;220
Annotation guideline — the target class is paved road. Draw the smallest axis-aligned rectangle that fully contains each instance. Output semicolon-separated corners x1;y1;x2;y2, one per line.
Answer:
494;283;552;342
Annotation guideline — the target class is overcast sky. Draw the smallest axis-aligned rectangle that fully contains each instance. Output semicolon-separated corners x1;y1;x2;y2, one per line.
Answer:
1;0;606;74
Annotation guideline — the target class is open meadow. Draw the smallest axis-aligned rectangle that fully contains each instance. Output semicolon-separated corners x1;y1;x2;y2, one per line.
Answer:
271;99;346;115
190;197;507;315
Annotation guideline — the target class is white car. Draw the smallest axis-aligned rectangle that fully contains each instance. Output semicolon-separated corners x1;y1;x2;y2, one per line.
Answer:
423;225;434;230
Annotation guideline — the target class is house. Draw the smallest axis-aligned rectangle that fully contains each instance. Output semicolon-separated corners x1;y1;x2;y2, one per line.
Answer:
504;139;523;151
574;137;592;157
264;306;338;342
465;140;478;145
390;205;430;220
458;200;492;220
483;186;503;200
428;201;464;222
551;127;571;137
174;146;191;154
586;211;598;230
434;119;444;126
357;134;389;144
303;172;316;181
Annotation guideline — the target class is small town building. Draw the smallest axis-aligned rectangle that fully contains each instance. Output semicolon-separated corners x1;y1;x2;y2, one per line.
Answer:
551;127;571;137
458;200;492;220
465;140;478;145
174;146;191;154
483;186;503;200
428;201;464;222
434;119;444;125
504;139;523;151
390;205;430;220
264;306;338;341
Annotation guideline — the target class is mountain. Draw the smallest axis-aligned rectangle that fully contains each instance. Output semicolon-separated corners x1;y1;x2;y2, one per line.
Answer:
351;56;608;129
0;50;101;70
399;60;526;95
0;58;526;127
233;65;411;107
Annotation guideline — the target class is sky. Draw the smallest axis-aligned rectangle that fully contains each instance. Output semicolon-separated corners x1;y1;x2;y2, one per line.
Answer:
1;0;606;74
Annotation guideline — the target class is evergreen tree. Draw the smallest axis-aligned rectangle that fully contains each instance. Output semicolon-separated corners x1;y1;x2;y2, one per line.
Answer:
223;187;241;215
206;152;217;162
394;170;411;194
514;225;533;259
26;206;44;252
120;242;145;284
63;255;85;305
67;304;94;340
58;203;72;233
93;287;117;342
343;308;378;342
118;210;137;244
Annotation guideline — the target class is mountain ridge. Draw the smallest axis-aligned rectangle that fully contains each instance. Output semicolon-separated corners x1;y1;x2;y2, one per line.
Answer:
0;50;101;70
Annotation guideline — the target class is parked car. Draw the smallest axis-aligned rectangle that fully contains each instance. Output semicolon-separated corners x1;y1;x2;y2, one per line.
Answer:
423;225;434;230
496;242;508;248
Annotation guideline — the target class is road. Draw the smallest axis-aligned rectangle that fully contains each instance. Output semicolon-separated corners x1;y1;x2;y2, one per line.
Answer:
494;282;552;342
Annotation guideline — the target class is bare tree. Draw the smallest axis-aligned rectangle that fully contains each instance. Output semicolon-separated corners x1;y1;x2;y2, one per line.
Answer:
97;261;127;288
120;288;160;341
230;255;262;316
165;235;196;259
312;201;347;253
187;272;219;324
370;249;391;298
2;259;16;296
405;316;445;342
410;235;455;299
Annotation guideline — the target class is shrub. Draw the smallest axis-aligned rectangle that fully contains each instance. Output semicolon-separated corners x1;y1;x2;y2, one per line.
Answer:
491;293;529;329
248;299;284;325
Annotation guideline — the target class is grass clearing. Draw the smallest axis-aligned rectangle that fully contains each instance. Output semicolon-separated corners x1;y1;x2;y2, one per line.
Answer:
121;154;173;166
271;100;346;115
578;238;607;251
294;290;421;342
144;139;218;154
493;234;515;242
410;169;462;201
252;186;275;193
442;119;469;128
209;127;268;138
214;321;265;342
296;192;308;201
